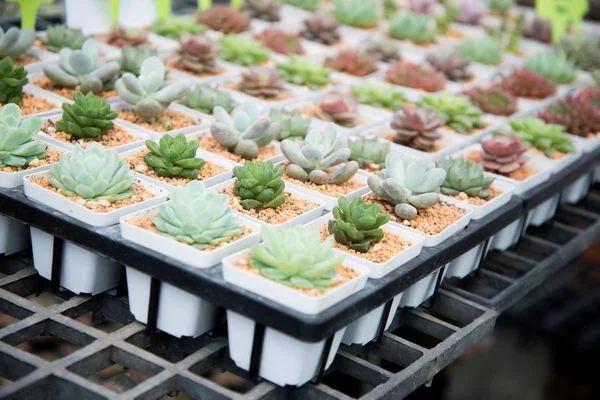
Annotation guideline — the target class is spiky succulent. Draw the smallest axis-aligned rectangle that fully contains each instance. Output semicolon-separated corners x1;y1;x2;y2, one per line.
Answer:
462;86;518;117
480;135;528;175
269;109;311;141
324;49;378;77
537;90;600;138
276;56;333;89
557;33;600;72
391;105;445;152
197;5;251;34
426;50;472;82
0;104;45;168
151;181;244;250
366;39;401;63
367;152;446;220
497;69;557;99
334;0;379;28
523;16;552;44
119;45;157;76
389;12;437;45
180;85;237;115
242;0;281;22
144;134;206;179
281;123;359;185
238;67;286;100
105;25;148;48
41;25;86;53
175;34;220;75
457;37;503;66
438;158;494;199
329;196;389;253
217;35;270;66
524;51;576;84
250;224;344;290
284;0;319;11
349;136;390;169
49;143;135;201
504;117;575;158
455;0;487;25
0;27;35;58
233;160;285;210
316;90;360;128
43;39;120;95
351;81;405;111
211;103;279;160
149;16;208;39
386;61;446;92
55;91;118;139
418;94;485;134
485;12;525;55
255;27;304;55
0;57;28;105
302;13;342;45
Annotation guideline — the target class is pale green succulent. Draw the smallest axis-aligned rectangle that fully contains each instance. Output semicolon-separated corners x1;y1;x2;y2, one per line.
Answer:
349;136;390;169
367;152;446;220
351;81;406;111
438;158;494;198
269;109;311;141
49;143;135;201
250;224;344;290
505;117;576;158
457;37;503;66
41;25;86;53
389;12;437;44
149;16;208;39
523;51;577;84
119;45;157;76
276;56;333;89
0;104;46;168
417;93;485;134
217;35;270;66
284;0;319;11
151;181;244;249
0;27;35;58
334;0;379;28
180;85;237;115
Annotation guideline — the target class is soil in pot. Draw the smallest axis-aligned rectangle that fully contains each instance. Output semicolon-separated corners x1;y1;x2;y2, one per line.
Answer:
42;120;140;149
1;147;60;173
465;151;538;181
451;186;503;206
12;53;39;67
358;163;383;175
118;109;198;133
281;164;366;197
302;106;364;129
33;78;118;100
2;93;56;116
195;136;280;163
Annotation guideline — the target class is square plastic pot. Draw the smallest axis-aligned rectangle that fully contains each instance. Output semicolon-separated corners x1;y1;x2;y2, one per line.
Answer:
27;71;119;104
341;294;403;346
166;61;242;84
450;177;516;220
490;215;526;251
213;75;312;108
527;194;560;227
400;267;447;308
445;242;486;279
561;173;593;205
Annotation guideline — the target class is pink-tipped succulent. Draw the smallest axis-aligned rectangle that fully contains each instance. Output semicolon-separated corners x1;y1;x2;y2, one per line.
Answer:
391;105;445;151
324;49;378;77
255;26;305;55
497;69;557;100
106;25;148;48
386;61;446;92
302;13;342;46
456;1;487;26
315;90;360;127
537;88;600;138
480;135;528;175
366;39;401;63
238;67;287;100
175;34;220;75
462;86;518;117
197;5;251;34
426;50;472;82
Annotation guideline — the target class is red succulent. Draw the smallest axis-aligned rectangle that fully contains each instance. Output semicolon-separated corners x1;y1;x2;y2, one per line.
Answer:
480;135;528;175
316;90;360;127
497;69;557;100
386;61;446;92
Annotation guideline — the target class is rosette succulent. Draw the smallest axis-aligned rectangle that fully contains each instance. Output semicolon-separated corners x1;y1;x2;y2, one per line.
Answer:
438;158;494;199
523;16;552;44
284;0;319;11
0;27;35;58
105;26;147;48
49;143;135;201
324;49;378;77
41;25;86;53
557;33;600;72
196;5;251;34
316;90;360;128
524;51;576;84
462;86;518;117
175;34;220;75
255;27;304;55
334;0;379;28
389;12;437;45
457;37;503;66
151;181;244;250
302;13;341;46
366;39;401;63
367;153;446;220
409;0;437;15
269;109;311;141
237;67;286;100
217;35;270;66
386;61;446;92
119;45;157;76
479;135;528;175
0;57;28;105
144;134;206;179
233;160;286;210
149;16;208;39
456;1;487;25
351;81;405;111
505;117;575;158
537;90;600;138
427;50;472;82
349;136;390;169
391;105;445;152
497;69;557;100
0;104;45;168
242;0;281;22
276;56;332;89
489;0;513;15
180;85;237;115
418;94;485;134
281;123;359;185
55;91;118;139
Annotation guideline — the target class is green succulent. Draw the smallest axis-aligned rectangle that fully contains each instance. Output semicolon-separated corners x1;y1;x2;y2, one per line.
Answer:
151;181;244;250
0;57;28;105
328;196;389;253
276;55;333;90
417;93;485;134
457;36;503;66
0;27;35;58
334;0;379;28
438;158;494;199
389;12;437;44
0;104;45;168
180;85;237;115
505;117;576;158
557;33;600;72
41;25;86;53
233;160;286;210
119;45;158;76
250;224;344;290
49;143;135;201
149;16;208;39
217;35;270;66
523;51;577;84
349;136;390;169
488;0;513;14
55;91;117;138
436;0;459;34
284;0;319;11
485;12;524;55
144;134;206;179
269;109;311;141
351;81;405;111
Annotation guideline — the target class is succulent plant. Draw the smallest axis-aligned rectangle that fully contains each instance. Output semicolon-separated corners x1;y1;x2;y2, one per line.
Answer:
408;0;438;15
479;135;528;175
250;224;344;290
523;16;552;44
197;5;251;34
557;33;600;72
242;0;281;22
255;26;304;55
438;158;494;198
386;61;446;92
284;0;319;10
151;181;244;250
49;143;135;201
436;0;459;34
105;25;148;48
349;136;390;169
497;68;557;99
368;153;446;219
269;109;311;141
391;105;445;152
426;49;472;82
324;49;378;77
217;35;270;66
237;67;287;100
115;57;187;119
0;27;35;58
281;123;359;185
334;0;379;28
41;25;86;53
175;34;220;75
462;86;518;117
302;13;341;46
0;57;28;105
144;134;206;179
455;0;487;25
0;104;45;168
329;196;389;253
457;36;503;66
365;39;401;63
351;81;406;111
119;45;157;76
43;39;120;95
504;117;575;158
523;51;576;84
148;16;208;39
389;12;437;44
418;93;485;134
488;0;513;14
276;55;332;89
316;90;360;128
211;103;279;160
55;91;118;139
180;85;237;115
537;90;600;138
233;160;285;210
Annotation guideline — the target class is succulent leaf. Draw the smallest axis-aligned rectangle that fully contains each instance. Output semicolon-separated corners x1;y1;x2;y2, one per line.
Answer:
233;160;285;210
0;56;28;104
0;104;45;168
276;55;333;89
0;27;35;58
197;5;251;34
217;35;270;66
41;25;86;53
55;91;118;138
438;158;494;199
334;0;379;28
523;51;577;84
417;93;484;134
144;134;206;179
180;85;237;114
349;136;390;169
386;60;446;92
389;12;437;44
269;108;311;141
302;13;341;45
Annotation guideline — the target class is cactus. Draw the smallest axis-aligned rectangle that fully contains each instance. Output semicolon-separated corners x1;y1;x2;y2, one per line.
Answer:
119;45;157;76
276;55;332;89
233;160;286;210
497;68;557;99
149;16;208;39
367;153;446;220
0;27;35;58
455;1;487;25
0;56;28;105
211;103;279;160
0;104;45;168
557;33;600;72
180;85;237;115
418;93;485;134
480;135;528;175
269;109;311;141
49;143;135;201
144;134;206;179
462;86;518;117
151;181;244;249
242;0;281;22
284;0;319;11
457;36;503;66
302;13;341;45
351;81;406;111
438;158;494;198
175;34;220;75
281;123;359;185
349;136;390;169
537;90;600;138
365;39;401;63
41;25;86;53
115;57;187;120
389;12;437;45
504;117;575;158
237;67;286;100
316;90;360;128
55;91;118;139
524;51;577;84
333;0;379;28
391;105;445;151
217;35;270;66
324;49;378;77
426;50;472;82
523;16;552;44
386;61;446;92
196;5;251;34
105;25;148;48
329;196;389;253
43;39;120;95
255;26;304;55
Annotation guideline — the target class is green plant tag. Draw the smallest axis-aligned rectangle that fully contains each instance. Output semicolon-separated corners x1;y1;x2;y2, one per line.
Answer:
198;0;212;11
536;0;589;42
7;0;53;29
155;0;172;20
109;0;120;23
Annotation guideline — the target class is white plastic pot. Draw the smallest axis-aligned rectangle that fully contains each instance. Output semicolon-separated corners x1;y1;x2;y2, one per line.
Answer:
400;267;447;308
490;215;525;251
450;177;515;220
342;294;402;346
527;194;560;227
446;243;486;279
561;173;593;205
167;61;242;85
214;75;312;108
